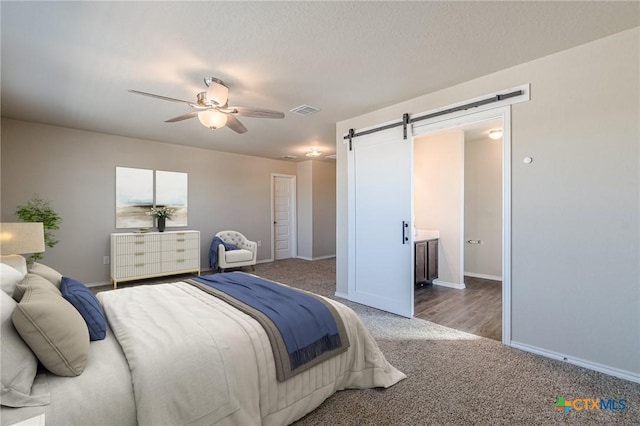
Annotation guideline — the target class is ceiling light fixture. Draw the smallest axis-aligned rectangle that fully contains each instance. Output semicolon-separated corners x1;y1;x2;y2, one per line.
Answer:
204;77;229;106
489;129;503;140
305;148;323;157
198;110;228;129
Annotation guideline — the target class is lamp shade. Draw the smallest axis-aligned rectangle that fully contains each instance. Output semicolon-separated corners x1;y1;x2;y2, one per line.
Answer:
0;223;45;255
206;80;229;106
198;110;229;129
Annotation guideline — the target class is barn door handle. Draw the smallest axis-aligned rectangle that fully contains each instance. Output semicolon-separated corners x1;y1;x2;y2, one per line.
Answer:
402;221;410;244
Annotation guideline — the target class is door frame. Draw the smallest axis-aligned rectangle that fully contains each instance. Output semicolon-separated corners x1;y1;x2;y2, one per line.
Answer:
412;106;512;345
270;173;297;262
345;84;528;344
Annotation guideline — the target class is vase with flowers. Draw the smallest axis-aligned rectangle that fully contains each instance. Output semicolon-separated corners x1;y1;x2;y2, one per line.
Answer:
146;206;175;232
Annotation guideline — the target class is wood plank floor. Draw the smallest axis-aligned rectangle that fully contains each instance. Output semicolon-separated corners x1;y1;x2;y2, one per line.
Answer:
414;276;502;341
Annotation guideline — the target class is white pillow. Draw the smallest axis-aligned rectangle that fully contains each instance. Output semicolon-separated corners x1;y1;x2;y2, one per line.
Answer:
1;291;50;407
1;263;25;295
0;254;28;275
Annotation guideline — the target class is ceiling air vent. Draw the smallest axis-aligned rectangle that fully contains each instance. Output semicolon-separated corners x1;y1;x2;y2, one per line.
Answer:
289;104;320;116
282;155;297;160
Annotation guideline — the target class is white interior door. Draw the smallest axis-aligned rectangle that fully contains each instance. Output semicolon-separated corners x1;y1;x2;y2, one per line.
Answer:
273;175;295;260
348;125;414;317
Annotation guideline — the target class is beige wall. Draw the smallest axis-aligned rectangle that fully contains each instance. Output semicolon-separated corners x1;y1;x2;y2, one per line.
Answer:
311;161;336;258
414;129;464;287
1;118;297;283
296;160;336;260
336;28;639;376
296;161;313;259
464;136;502;278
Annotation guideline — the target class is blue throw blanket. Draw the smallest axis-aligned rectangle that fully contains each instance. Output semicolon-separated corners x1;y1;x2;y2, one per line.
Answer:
193;272;345;374
208;236;239;269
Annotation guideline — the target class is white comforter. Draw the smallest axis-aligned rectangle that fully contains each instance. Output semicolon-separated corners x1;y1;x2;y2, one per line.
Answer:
98;282;405;426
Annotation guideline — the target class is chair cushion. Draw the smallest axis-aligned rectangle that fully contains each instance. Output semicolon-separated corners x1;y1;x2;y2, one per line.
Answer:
224;249;254;263
217;231;248;247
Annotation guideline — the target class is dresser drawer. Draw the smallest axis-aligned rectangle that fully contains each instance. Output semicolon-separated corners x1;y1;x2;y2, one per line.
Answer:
113;235;162;255
161;237;199;252
160;255;199;274
115;251;161;267
112;262;162;280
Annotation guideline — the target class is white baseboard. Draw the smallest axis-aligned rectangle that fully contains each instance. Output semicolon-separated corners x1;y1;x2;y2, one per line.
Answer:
432;279;466;289
464;272;502;281
296;254;336;261
510;341;640;384
334;291;348;299
86;281;110;288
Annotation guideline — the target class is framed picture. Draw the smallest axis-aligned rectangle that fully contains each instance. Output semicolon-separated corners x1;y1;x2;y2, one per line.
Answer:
115;167;154;228
156;170;188;227
115;167;188;229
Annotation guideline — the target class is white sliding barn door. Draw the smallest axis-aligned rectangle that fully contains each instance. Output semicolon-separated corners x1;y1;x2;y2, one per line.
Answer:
348;125;414;317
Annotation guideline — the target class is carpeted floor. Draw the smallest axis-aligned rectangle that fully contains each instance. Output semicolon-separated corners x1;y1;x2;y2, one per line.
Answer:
251;259;639;426
96;258;640;425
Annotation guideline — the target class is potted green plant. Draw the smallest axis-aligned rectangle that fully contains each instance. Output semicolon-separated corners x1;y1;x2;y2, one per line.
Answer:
146;206;174;232
15;195;62;262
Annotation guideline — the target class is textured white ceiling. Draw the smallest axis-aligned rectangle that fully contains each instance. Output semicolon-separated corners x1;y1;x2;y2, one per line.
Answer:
1;2;638;161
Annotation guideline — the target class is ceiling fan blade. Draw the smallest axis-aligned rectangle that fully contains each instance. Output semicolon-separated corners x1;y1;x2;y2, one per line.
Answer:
129;89;196;106
165;111;199;123
225;114;248;134
227;106;285;119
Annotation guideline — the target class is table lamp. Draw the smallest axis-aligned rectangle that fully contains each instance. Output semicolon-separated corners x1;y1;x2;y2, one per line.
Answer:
0;222;46;273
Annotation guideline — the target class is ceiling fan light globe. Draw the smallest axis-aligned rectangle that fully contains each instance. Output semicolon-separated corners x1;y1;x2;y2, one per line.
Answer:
206;81;229;106
198;110;228;129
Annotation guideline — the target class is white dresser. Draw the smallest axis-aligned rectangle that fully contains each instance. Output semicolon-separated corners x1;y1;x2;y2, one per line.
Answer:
110;230;200;288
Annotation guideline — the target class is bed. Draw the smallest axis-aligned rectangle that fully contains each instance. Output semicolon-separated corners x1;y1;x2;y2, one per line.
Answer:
1;265;405;426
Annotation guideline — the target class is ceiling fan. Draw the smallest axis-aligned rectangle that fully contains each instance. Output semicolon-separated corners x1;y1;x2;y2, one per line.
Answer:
129;77;285;134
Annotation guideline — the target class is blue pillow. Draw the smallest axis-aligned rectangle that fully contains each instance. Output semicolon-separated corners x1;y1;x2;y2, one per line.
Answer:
60;277;106;341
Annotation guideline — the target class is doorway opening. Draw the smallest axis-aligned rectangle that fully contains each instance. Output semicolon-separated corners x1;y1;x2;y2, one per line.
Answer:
345;87;527;340
412;114;505;341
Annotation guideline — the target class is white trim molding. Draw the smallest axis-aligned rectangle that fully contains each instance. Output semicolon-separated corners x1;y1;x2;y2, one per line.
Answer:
409;100;519;347
432;279;466;290
464;272;503;281
334;291;349;300
296;254;336;261
510;341;640;384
